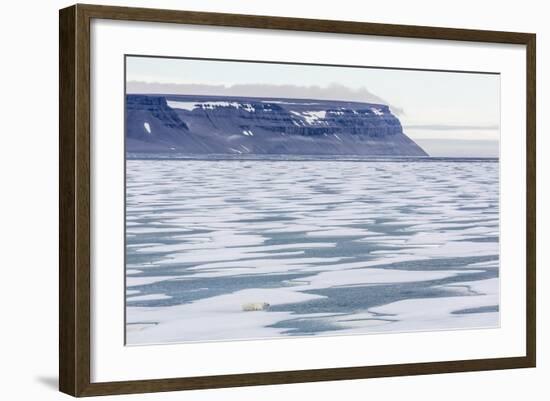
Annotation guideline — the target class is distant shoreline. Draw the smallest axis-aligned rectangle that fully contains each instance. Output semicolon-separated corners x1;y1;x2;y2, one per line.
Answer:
126;153;498;162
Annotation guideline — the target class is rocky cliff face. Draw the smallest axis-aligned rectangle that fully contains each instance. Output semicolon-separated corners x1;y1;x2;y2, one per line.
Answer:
126;94;428;156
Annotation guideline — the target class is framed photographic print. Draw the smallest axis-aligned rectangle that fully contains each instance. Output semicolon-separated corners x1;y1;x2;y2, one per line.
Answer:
59;4;536;397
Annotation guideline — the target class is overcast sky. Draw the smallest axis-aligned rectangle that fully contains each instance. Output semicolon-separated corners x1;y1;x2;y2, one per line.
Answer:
126;56;500;157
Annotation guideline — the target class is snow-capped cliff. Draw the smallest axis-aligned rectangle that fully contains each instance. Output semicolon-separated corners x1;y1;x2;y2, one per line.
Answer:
126;94;427;156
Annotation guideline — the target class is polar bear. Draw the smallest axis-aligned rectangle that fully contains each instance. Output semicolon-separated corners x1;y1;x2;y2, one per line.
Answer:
242;302;270;312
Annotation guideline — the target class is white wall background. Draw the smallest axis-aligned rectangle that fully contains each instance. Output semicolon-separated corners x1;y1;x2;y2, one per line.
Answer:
0;0;546;399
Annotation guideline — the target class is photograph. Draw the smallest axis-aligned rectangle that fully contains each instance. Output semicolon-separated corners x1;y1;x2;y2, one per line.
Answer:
124;55;500;345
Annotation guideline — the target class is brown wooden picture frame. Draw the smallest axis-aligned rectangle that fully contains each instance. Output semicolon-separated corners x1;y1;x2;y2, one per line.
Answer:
59;3;536;397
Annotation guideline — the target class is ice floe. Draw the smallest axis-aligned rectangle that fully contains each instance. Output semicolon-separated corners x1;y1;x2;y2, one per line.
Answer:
125;159;499;343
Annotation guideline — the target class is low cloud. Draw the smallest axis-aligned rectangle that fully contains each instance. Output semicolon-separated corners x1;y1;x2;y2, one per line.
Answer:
404;124;499;131
413;138;499;158
127;81;404;115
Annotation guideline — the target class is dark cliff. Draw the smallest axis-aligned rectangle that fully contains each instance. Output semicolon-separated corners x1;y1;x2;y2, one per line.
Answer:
126;94;428;156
